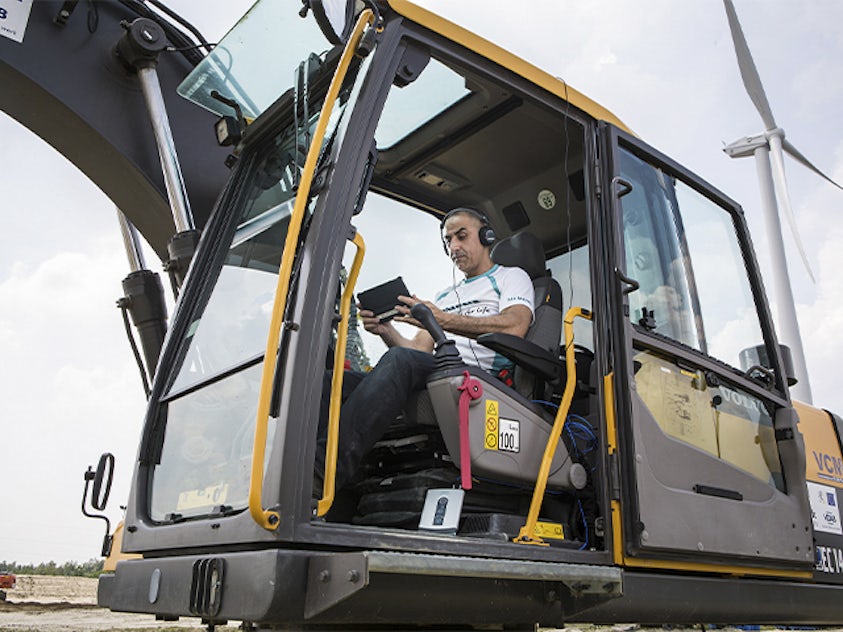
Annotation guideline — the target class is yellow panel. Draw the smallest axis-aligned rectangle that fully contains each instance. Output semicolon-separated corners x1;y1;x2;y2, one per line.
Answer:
103;522;141;572
717;409;779;484
797;402;843;488
634;352;718;456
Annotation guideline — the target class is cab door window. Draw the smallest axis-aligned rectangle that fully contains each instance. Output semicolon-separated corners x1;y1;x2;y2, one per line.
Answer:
619;147;764;367
617;146;783;490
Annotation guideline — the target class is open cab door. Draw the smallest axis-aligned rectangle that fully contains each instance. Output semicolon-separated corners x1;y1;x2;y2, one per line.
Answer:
599;123;814;574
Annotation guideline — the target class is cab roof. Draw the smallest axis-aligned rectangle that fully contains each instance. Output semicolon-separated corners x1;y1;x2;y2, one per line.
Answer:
386;0;633;135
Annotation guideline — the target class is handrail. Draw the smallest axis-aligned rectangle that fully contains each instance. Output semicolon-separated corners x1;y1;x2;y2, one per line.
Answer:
515;306;593;545
318;231;366;516
248;10;376;531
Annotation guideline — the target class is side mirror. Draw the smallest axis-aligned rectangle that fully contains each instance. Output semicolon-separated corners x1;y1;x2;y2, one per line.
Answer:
91;452;115;511
739;343;797;387
308;0;356;45
81;453;115;557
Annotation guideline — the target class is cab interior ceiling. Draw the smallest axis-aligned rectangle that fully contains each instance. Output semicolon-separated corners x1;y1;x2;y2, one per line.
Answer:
371;68;588;255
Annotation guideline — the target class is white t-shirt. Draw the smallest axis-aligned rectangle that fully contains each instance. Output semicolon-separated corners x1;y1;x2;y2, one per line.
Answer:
434;264;534;372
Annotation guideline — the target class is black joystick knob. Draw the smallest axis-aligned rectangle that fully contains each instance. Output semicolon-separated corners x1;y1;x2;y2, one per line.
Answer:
410;303;463;368
410;303;446;345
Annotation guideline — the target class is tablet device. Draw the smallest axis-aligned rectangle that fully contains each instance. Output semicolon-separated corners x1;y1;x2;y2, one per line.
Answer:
358;277;410;322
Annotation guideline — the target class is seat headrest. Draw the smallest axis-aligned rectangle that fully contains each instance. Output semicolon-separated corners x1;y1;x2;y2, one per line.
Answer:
490;231;546;279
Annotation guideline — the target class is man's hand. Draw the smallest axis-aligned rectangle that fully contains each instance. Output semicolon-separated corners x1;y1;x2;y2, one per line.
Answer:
394;295;445;330
358;303;434;352
359;307;394;337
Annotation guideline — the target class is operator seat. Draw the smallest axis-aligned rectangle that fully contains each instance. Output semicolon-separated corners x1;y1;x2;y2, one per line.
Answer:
486;231;563;400
349;232;586;529
402;230;562;424
424;231;586;491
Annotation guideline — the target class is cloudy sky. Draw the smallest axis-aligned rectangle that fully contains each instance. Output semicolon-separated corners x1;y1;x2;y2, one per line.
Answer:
1;1;842;564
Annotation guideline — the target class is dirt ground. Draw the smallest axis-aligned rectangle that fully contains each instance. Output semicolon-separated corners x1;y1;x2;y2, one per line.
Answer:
0;575;240;631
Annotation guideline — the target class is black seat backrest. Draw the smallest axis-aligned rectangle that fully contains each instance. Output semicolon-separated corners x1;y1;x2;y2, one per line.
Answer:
490;231;563;397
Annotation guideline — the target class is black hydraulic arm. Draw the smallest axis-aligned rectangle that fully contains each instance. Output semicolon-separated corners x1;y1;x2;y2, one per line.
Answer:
0;1;230;257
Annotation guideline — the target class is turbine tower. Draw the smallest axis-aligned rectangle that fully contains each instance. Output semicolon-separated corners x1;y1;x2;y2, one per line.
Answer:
722;0;843;404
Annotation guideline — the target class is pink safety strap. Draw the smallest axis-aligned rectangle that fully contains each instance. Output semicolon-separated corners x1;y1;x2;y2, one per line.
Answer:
457;370;483;490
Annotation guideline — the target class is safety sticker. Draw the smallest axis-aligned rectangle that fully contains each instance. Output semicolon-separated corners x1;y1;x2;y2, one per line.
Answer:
177;483;229;511
537;189;556;210
0;0;34;43
485;400;499;450
534;520;565;540
807;481;842;535
498;418;520;453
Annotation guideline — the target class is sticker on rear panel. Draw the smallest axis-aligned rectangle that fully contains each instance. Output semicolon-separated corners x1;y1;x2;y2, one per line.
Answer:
498;418;520;453
807;481;842;535
0;0;34;43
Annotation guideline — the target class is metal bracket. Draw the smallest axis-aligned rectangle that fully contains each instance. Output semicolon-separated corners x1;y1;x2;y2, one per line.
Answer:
54;0;80;27
608;451;621;501
304;553;369;619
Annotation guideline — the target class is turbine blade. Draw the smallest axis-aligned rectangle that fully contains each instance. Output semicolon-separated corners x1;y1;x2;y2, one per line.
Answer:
723;0;777;130
769;138;816;283
782;138;843;192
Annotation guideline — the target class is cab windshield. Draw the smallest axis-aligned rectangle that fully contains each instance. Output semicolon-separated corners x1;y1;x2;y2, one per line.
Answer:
177;1;332;120
150;16;369;522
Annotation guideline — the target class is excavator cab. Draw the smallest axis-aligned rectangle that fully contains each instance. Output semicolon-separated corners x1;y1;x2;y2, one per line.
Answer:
30;0;835;627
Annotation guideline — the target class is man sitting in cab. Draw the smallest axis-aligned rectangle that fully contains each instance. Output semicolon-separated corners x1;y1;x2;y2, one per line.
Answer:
316;208;534;491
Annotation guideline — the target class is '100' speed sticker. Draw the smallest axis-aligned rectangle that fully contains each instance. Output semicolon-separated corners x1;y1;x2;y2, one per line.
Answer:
498;419;520;453
484;400;520;453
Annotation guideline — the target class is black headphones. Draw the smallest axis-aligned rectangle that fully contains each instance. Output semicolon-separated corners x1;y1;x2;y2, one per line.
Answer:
439;208;496;255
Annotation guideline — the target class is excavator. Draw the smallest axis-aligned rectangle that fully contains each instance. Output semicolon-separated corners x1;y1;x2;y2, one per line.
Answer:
3;0;843;628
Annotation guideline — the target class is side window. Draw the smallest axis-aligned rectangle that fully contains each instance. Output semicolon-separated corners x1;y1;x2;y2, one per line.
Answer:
617;146;784;490
341;194;452;367
619;147;764;370
547;244;593;350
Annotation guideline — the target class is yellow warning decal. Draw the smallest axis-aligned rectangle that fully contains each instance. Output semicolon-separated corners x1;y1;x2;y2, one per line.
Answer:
485;399;499;450
534;520;565;540
177;483;228;511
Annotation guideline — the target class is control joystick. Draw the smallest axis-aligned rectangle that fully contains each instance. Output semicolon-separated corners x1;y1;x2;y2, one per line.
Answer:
410;303;464;368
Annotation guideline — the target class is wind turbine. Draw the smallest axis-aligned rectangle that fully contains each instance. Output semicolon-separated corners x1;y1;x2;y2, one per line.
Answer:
722;0;843;404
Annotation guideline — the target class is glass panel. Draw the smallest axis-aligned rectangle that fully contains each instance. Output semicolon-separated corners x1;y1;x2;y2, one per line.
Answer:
150;364;268;521
178;1;332;119
619;148;764;369
547;244;593;350
634;348;783;491
340;193;453;367
152;35;373;521
677;184;764;369
169;52;369;395
375;57;471;148
167;139;298;395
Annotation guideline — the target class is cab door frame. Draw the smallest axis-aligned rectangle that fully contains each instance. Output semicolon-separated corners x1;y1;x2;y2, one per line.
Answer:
598;123;814;573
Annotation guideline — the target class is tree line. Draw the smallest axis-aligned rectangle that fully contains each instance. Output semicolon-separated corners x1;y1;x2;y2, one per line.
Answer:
0;559;104;578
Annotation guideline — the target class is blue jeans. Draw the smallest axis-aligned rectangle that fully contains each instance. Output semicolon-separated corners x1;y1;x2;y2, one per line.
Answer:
316;347;437;490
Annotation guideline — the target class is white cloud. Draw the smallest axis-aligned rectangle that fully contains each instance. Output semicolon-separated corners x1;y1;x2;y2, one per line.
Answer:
0;248;148;563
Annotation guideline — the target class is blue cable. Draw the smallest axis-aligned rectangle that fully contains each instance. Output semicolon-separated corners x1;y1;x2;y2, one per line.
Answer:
577;499;589;550
527;404;597;548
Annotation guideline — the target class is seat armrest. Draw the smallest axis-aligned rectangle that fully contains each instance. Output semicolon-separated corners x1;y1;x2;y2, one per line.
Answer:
476;333;562;382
